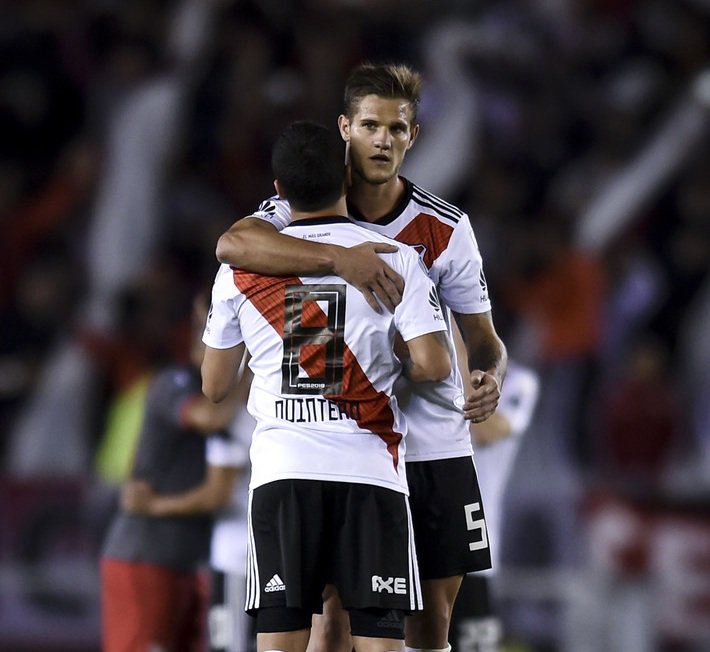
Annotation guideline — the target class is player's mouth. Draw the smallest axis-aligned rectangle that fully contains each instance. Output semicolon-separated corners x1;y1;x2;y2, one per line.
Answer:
370;154;390;163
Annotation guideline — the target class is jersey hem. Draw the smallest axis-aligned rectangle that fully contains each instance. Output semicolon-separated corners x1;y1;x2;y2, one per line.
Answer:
250;473;408;496
404;449;473;463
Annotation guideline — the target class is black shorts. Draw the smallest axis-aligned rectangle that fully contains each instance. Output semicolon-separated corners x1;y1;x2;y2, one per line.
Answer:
406;456;492;579
245;479;422;619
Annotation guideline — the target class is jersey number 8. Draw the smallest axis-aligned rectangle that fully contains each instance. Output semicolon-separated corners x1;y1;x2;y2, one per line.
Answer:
282;284;346;396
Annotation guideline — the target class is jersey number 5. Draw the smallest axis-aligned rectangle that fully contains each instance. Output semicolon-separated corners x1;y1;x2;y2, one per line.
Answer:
282;284;346;395
464;502;488;552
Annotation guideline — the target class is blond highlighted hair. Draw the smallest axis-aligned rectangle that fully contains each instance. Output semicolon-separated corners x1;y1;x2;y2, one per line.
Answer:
343;62;423;122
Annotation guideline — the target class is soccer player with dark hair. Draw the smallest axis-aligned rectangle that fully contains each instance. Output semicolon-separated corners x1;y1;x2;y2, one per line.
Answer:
202;120;452;652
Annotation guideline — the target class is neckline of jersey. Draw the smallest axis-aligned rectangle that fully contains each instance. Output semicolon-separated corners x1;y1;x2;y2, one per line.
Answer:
289;215;352;227
347;177;414;226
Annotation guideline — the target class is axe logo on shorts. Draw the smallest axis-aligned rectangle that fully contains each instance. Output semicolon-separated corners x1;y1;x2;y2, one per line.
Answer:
371;575;407;594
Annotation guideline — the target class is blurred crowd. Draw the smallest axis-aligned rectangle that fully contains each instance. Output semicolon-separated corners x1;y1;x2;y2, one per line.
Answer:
1;0;709;650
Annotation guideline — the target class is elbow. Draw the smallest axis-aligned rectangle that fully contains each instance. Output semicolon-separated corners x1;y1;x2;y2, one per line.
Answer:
215;230;246;265
426;358;451;383
407;356;451;383
201;380;226;404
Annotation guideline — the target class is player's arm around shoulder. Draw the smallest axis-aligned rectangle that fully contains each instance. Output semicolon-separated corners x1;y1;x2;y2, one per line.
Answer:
215;207;404;313
394;246;451;383
215;215;345;275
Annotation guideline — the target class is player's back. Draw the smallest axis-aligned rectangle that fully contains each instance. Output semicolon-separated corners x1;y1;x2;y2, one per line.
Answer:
206;215;444;494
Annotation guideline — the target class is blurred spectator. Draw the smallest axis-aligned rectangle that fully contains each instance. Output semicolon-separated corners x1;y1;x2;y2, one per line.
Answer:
5;0;221;477
0;246;83;462
100;293;242;652
596;335;683;492
505;218;607;470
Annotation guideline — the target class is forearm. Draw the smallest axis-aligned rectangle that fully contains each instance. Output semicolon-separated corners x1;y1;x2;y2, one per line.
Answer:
149;487;220;516
123;466;238;517
216;218;403;313
454;311;508;386
468;334;507;387
216;218;340;276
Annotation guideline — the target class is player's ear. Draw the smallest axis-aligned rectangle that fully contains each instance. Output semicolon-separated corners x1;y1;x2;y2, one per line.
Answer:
407;123;420;150
274;179;285;198
338;114;350;141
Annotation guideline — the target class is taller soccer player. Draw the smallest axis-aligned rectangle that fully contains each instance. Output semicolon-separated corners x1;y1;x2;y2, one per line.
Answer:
216;63;508;652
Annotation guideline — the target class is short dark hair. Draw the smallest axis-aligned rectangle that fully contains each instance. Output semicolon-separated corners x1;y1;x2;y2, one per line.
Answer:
271;121;346;212
343;62;423;122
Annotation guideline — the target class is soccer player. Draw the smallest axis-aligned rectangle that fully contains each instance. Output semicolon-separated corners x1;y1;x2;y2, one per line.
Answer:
121;360;256;652
101;293;242;652
202;120;452;652
450;347;541;651
215;63;508;652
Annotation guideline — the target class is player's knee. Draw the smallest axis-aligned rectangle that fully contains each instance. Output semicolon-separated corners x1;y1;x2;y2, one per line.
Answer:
409;600;453;636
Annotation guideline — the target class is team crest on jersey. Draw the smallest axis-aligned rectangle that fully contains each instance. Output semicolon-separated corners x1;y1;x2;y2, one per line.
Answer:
411;243;429;269
411;243;427;259
411;244;431;276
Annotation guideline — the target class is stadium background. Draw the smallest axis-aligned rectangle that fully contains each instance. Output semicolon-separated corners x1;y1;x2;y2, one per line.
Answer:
0;0;708;650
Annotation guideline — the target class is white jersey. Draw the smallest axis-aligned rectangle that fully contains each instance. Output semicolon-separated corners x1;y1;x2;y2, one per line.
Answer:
206;403;254;575
203;215;446;495
254;179;491;461
473;361;540;569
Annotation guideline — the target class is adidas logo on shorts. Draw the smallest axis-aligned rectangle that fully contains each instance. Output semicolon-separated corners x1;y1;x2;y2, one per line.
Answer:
376;609;402;629
264;574;286;592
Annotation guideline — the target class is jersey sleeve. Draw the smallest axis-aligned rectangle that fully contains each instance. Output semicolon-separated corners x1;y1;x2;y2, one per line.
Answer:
251;195;292;231
435;215;492;315
206;433;249;468
394;247;448;341
497;363;540;437
202;264;244;349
